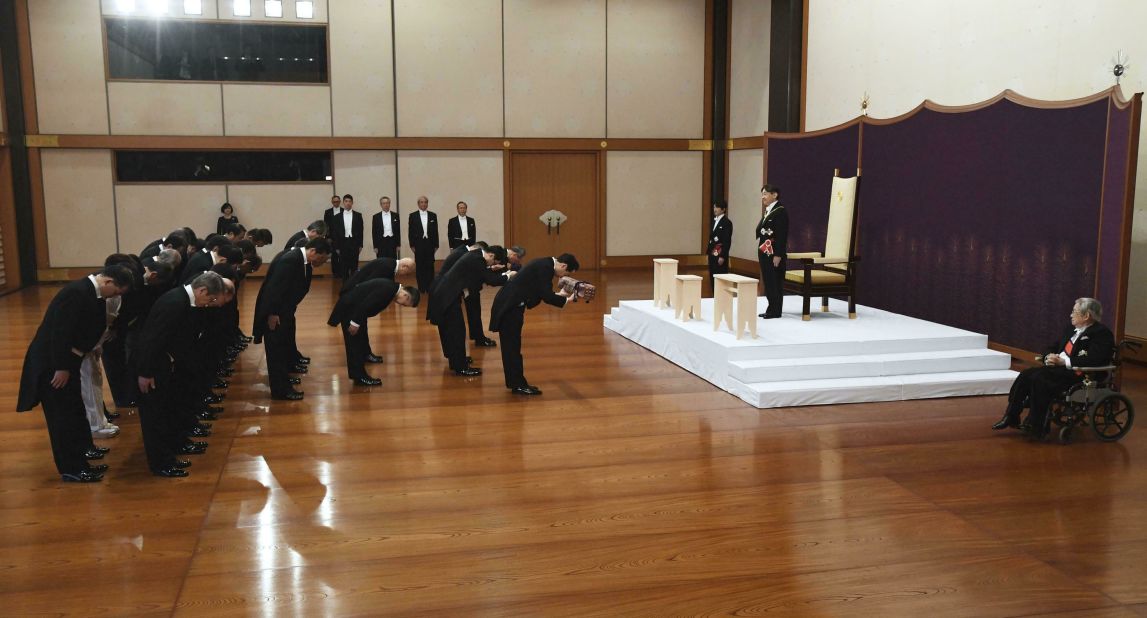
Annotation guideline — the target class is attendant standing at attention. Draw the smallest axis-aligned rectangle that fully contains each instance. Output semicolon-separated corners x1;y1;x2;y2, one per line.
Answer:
447;201;477;249
756;184;788;319
324;195;343;276
707;200;732;292
332;194;364;279
408;195;440;292
372;196;400;259
216;202;239;236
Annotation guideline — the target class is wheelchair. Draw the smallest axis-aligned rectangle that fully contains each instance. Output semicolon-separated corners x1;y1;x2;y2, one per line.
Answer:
1041;340;1140;444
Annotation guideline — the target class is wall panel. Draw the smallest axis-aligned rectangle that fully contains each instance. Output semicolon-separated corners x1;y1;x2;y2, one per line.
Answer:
727;149;763;261
114;184;228;254
226;184;335;265
41;150;117;266
109;82;223;135
333;150;398;256
394;0;503;137
222;85;331;136
607;0;705;138
29;0;109;134
504;0;605;138
728;0;770;137
330;0;395;137
605;151;702;256
397;151;504;259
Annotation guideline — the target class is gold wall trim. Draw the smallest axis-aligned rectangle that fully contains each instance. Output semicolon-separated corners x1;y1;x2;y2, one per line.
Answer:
25;135;59;147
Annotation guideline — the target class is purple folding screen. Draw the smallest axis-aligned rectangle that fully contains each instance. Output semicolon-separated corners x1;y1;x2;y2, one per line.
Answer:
763;89;1141;352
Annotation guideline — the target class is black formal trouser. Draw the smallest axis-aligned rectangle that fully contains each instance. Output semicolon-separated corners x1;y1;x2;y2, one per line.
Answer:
328;240;342;278
708;255;728;293
139;364;179;471
464;289;486;341
287;315;304;363
37;370;91;474
264;315;297;396
759;253;786;317
337;244;361;279
1006;365;1082;429
101;333;134;406
341;320;371;379
414;246;436;292
377;238;398;259
498;306;527;389
438;298;468;371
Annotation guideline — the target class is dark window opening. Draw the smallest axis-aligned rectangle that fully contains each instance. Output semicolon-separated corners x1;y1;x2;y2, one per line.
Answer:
115;151;332;182
106;17;328;83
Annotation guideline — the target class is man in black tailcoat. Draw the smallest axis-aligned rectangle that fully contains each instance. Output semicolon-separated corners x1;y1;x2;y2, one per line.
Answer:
408;195;439;292
372;196;401;259
756;184;788;319
490;254;578;396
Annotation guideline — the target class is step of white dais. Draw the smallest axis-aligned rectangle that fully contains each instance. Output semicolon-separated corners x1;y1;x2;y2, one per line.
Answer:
728;348;1012;383
726;370;1017;409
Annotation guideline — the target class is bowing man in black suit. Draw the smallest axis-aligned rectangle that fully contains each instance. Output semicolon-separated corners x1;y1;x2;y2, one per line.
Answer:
135;272;224;477
331;194;364;279
328;280;420;385
707;200;733;291
430;242;500;348
490;254;579;396
253;238;332;401
340;256;415;294
427;245;511;375
993;297;1116;437
756;184;788;319
447;201;477;249
284;220;327;252
372;196;401;259
408;195;439;292
17;265;133;482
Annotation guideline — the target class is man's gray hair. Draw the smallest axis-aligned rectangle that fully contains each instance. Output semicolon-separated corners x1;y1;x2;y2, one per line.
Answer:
190;271;224;295
157;247;182;266
1075;297;1102;321
510;245;526;258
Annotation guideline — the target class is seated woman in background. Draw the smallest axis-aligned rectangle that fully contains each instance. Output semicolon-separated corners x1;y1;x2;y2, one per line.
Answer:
216;202;239;236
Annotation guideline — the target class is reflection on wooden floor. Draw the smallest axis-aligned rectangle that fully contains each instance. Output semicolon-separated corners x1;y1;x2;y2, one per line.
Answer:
1;269;1146;616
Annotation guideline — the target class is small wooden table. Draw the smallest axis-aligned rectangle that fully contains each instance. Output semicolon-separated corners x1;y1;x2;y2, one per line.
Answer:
674;275;703;321
713;273;759;339
652;258;679;308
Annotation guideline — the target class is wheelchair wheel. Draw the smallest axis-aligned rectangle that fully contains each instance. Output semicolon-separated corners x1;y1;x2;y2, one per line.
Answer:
1058;425;1073;445
1049;399;1071;427
1091;394;1134;442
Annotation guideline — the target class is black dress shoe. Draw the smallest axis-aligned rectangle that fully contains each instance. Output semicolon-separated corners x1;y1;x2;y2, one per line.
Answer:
297;357;311;365
353;376;383;386
272;390;304;401
218;368;235;377
763;314;781;319
172;459;192;469
473;337;498;347
205;405;224;414
154;466;189;478
91;445;111;454
510;385;543;396
180;443;208;455
213;379;230;389
61;470;103;483
84;448;107;460
204;393;224;404
289;376;302;385
453;367;482;376
991;416;1020;431
105;409;122;419
290;365;309;374
365;353;384;364
188;426;212;438
88;463;109;473
197;411;219;421
239;334;253;343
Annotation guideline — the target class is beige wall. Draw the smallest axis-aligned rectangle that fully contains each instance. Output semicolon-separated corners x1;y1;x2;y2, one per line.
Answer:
504;0;606;138
727;149;763;262
394;0;503;137
728;0;770;137
397;151;505;259
222;84;332;136
108;82;223;135
29;0;109;134
605;151;702;256
806;0;1147;336
607;0;706;139
115;184;228;254
333;151;399;255
330;0;395;137
41;150;117;266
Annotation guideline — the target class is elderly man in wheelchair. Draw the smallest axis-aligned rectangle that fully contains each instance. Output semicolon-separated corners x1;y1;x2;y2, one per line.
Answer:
991;297;1136;442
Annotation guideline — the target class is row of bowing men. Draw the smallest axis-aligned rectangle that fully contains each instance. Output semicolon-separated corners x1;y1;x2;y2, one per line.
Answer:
264;218;581;401
18;225;270;482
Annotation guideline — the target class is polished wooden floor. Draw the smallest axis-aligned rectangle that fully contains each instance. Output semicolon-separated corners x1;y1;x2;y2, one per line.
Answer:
2;270;1146;617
